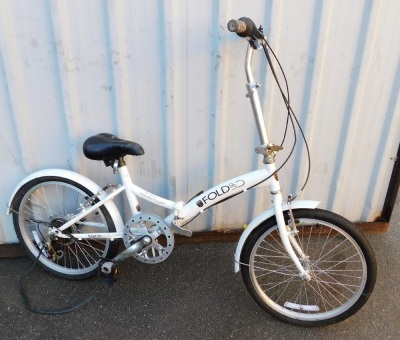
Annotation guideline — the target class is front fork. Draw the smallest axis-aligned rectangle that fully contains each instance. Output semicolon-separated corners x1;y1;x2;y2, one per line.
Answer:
246;42;311;280
272;190;311;281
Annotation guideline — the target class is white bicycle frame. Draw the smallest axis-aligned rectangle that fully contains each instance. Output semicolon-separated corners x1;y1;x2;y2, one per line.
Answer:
8;41;315;278
55;166;276;237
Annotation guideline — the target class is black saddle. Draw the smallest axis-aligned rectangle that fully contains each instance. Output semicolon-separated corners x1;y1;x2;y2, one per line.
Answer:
83;133;144;163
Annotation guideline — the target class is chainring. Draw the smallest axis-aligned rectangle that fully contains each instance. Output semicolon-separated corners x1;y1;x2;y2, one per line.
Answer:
123;213;174;264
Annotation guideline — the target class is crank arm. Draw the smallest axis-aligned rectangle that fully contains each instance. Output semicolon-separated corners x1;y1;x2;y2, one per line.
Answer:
112;236;152;263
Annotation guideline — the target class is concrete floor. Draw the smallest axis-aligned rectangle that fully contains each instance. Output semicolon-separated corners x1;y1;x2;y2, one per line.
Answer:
1;196;400;339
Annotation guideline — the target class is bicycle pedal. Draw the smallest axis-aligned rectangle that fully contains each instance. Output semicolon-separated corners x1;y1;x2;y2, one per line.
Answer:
99;260;119;285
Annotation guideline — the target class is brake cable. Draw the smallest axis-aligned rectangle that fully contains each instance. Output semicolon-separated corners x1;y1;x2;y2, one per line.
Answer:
261;37;312;197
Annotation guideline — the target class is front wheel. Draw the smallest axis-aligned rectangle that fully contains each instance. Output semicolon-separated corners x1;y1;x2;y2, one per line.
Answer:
11;176;119;280
241;209;377;327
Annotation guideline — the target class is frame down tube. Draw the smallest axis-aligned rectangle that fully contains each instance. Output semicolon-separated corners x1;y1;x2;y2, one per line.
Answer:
175;168;275;225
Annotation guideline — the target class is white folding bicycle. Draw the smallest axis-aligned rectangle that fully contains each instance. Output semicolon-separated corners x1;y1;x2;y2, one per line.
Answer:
7;18;376;326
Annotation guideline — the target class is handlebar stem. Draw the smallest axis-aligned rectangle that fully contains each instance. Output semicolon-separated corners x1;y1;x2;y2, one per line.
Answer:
245;44;269;145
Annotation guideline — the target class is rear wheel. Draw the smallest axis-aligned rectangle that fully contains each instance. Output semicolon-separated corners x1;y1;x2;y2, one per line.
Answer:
241;209;376;326
12;176;119;280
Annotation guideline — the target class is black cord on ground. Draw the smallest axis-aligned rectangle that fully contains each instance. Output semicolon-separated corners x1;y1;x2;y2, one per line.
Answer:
19;237;104;315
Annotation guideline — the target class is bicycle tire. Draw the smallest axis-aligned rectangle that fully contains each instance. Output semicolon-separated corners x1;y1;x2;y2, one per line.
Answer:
241;208;376;326
12;176;119;280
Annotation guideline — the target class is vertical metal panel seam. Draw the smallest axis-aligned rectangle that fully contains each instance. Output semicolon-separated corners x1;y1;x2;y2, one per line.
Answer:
205;0;221;229
49;0;84;172
0;2;34;172
362;56;400;219
158;0;171;202
327;0;373;210
184;1;189;196
44;1;72;170
307;0;335;165
289;0;324;196
340;0;385;220
0;33;25;173
101;0;118;136
162;1;185;201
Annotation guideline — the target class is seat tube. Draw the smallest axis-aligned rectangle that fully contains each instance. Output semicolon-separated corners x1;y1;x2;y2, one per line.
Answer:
245;44;269;145
118;166;140;215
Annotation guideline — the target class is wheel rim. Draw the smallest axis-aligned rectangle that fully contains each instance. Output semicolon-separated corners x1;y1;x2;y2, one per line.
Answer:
17;181;112;276
249;218;367;321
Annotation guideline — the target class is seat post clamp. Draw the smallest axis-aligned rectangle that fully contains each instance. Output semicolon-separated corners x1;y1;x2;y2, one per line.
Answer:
112;160;119;174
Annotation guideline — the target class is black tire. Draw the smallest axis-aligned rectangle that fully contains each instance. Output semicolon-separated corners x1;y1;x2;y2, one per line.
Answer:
241;209;376;327
11;176;119;280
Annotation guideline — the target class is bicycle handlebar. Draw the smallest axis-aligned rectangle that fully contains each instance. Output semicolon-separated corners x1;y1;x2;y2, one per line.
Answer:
227;17;264;40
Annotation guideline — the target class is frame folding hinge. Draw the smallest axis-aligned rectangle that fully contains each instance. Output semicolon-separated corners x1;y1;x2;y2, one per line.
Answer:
170;201;193;237
174;201;184;217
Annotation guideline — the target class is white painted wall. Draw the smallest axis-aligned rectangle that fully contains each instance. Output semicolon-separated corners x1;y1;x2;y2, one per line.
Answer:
1;0;399;243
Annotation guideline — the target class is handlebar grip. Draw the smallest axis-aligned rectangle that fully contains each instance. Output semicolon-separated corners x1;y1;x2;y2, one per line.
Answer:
227;19;247;34
227;17;264;39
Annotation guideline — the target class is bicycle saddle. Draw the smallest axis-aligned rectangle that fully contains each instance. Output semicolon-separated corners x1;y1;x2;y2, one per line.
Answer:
83;133;144;161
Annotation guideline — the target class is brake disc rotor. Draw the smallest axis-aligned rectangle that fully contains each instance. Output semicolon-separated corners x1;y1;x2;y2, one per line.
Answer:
123;213;174;264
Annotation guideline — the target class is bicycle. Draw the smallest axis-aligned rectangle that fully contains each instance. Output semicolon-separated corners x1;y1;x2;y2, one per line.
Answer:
7;17;376;327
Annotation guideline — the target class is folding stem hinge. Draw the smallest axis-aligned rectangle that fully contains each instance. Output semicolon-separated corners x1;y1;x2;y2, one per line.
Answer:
255;143;283;164
246;82;261;98
255;143;283;155
267;144;283;152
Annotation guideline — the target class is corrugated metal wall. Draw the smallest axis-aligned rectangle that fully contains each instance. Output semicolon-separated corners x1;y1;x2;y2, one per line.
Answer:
1;0;400;243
